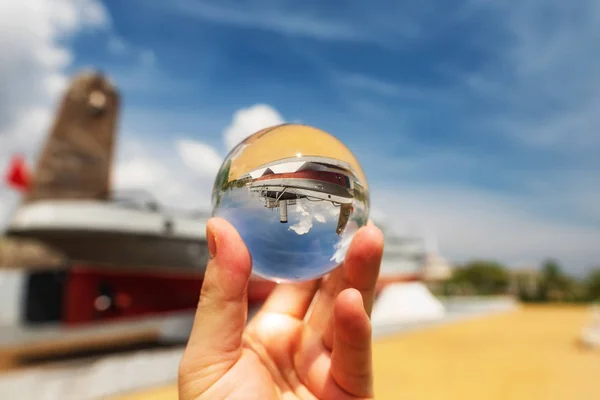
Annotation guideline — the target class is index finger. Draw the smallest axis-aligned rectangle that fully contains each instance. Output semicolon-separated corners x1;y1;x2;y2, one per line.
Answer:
179;218;252;383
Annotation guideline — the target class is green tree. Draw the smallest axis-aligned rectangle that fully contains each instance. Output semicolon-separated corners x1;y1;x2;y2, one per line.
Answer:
449;260;511;295
538;259;573;302
585;268;600;302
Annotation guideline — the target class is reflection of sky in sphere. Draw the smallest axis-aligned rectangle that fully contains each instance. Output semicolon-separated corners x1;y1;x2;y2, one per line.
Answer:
214;187;366;282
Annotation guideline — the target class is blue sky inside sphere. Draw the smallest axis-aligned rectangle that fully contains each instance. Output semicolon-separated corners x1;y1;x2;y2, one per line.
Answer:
214;186;364;281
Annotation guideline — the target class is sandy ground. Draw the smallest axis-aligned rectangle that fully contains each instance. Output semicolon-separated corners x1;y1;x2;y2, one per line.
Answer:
114;305;599;400
372;305;599;400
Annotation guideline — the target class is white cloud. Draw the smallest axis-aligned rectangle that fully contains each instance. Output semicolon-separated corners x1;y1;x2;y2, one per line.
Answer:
222;104;285;150
372;184;600;275
111;138;213;211
0;0;108;140
0;0;109;223
176;139;223;178
330;220;359;264
109;102;287;213
167;103;287;206
288;201;340;235
288;205;313;235
106;103;287;215
114;158;169;189
0;0;109;141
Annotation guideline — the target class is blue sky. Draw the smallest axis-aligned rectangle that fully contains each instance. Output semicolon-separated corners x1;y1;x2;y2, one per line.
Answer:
2;0;600;274
66;0;595;197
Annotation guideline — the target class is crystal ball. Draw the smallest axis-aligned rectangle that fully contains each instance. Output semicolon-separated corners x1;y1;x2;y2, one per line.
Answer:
211;123;370;282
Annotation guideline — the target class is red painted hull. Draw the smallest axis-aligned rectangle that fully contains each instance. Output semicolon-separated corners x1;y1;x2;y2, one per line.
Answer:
62;266;276;326
253;170;350;187
58;267;420;326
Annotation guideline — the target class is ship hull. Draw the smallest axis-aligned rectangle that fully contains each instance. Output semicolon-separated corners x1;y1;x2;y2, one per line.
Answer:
6;228;209;272
4;200;209;271
0;266;276;328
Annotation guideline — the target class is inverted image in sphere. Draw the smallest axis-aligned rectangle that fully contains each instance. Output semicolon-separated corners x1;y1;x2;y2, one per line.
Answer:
211;123;370;282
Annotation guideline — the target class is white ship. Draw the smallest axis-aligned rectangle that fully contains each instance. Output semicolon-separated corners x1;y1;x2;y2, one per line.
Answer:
2;71;210;272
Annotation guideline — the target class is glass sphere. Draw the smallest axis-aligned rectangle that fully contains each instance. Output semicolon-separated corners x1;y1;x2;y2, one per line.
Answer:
211;123;370;282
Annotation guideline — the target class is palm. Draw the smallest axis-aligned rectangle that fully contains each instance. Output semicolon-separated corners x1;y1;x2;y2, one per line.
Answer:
213;313;307;400
179;219;383;400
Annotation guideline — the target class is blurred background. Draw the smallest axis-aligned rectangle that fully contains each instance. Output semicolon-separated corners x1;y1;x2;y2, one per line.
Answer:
0;0;599;399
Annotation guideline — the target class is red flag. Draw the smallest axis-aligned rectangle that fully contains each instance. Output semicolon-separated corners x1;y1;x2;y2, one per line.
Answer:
5;155;30;192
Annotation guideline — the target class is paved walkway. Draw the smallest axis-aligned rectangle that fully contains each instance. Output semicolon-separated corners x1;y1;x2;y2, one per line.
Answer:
0;298;514;399
117;305;599;400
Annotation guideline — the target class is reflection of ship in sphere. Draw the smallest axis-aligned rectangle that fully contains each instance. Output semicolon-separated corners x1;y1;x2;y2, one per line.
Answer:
211;123;369;282
241;156;358;234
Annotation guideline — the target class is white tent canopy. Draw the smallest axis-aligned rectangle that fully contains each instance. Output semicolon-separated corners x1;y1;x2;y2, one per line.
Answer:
371;282;446;327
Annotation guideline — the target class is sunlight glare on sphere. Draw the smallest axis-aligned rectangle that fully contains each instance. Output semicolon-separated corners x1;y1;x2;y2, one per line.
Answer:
211;123;370;282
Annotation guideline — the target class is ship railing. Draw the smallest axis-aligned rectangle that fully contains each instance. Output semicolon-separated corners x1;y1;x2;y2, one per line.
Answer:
108;189;212;220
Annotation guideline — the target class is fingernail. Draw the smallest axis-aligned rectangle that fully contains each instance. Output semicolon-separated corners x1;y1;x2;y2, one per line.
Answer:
207;223;217;259
351;288;365;308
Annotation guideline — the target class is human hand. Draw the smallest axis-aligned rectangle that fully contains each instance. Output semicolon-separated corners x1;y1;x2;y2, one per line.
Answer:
178;217;384;399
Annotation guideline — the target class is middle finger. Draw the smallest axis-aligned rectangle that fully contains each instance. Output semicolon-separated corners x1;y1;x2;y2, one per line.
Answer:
305;222;384;345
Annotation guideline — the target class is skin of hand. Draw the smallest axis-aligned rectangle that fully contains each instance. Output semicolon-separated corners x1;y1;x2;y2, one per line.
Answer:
178;217;384;400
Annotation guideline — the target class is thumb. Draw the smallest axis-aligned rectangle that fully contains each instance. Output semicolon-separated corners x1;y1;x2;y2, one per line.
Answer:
179;217;252;385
